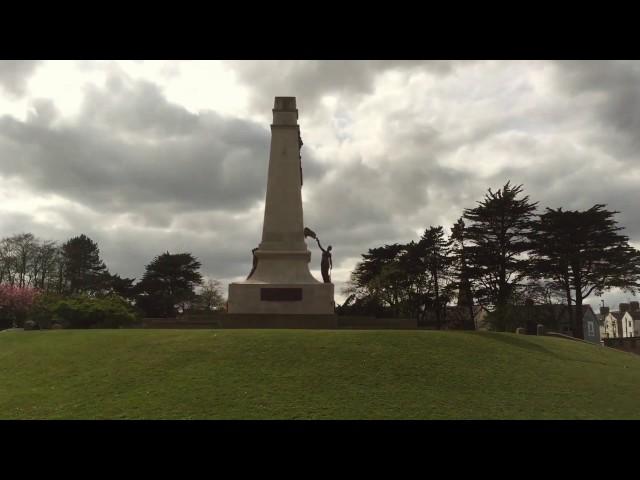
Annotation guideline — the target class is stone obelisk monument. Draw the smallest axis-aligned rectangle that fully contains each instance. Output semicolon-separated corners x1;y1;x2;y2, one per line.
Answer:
227;97;334;317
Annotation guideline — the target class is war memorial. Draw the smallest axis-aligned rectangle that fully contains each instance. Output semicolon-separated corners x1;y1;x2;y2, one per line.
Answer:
225;97;337;327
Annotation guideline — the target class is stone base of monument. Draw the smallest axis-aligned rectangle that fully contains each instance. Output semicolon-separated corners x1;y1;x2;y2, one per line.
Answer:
227;282;334;315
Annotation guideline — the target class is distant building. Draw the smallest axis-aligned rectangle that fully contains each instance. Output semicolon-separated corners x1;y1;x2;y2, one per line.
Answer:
600;303;636;339
499;303;601;344
628;301;640;336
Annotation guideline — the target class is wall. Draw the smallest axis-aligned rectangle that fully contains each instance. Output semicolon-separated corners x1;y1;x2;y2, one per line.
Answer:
142;314;417;330
144;314;338;329
603;337;640;356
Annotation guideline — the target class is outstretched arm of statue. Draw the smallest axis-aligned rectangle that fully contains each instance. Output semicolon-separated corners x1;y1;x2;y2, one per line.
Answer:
316;237;326;252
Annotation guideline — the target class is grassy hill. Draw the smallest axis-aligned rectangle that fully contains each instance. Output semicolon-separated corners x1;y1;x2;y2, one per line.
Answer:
1;329;639;419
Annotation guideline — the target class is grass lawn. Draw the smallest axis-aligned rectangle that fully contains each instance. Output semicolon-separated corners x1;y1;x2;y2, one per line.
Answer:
1;328;639;419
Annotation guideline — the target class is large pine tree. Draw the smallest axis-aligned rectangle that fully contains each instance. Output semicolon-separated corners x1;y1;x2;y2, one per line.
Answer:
450;218;476;330
136;252;203;317
61;234;108;294
418;226;452;329
349;243;406;314
531;205;640;339
463;182;538;310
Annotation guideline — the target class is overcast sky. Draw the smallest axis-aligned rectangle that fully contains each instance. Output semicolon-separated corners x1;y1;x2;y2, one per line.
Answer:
1;60;639;308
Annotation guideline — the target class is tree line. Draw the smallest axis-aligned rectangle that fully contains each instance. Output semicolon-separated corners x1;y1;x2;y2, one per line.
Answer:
0;232;224;328
340;182;640;338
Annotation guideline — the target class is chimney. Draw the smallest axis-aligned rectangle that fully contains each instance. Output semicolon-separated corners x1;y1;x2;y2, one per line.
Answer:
619;303;629;314
630;301;639;312
600;306;609;316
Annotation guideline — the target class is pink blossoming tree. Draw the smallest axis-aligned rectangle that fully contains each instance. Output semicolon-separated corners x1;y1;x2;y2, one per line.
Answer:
0;284;41;328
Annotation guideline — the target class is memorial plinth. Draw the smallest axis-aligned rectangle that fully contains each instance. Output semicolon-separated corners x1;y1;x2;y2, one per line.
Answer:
227;97;335;316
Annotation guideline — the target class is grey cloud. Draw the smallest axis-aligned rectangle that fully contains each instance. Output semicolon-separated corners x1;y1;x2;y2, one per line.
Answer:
96;227;258;283
81;75;199;136
0;211;39;236
301;143;477;273
1;201;264;285
0;72;326;223
0;60;42;97
483;130;640;242
227;60;468;114
27;98;59;126
551;60;640;156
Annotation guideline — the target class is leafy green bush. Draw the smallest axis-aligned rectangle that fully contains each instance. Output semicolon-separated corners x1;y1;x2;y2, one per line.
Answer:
29;294;139;329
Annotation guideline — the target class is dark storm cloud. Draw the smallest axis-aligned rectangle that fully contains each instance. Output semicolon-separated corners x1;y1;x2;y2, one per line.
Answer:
497;60;640;241
493;155;640;244
81;75;199;136
0;72;326;223
0;60;42;97
227;60;467;114
551;60;640;156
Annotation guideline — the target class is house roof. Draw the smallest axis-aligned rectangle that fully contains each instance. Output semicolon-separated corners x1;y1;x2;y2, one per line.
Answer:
507;304;592;314
609;311;634;321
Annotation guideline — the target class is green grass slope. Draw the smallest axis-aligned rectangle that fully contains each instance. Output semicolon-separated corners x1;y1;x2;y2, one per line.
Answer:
1;329;639;419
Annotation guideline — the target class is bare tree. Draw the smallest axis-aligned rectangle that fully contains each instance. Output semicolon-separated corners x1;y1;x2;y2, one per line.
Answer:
196;278;226;311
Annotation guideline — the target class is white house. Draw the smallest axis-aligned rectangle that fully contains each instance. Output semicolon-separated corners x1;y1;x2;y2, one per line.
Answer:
600;304;635;339
627;301;640;336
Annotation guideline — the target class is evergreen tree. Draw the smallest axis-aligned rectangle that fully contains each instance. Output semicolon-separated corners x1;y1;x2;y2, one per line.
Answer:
463;182;538;312
450;218;476;330
531;205;640;339
418;226;452;329
61;234;108;294
349;243;407;316
106;273;138;300
136;252;203;317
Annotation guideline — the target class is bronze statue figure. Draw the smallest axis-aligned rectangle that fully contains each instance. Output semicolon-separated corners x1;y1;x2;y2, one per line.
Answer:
247;247;259;279
316;238;332;284
298;132;304;186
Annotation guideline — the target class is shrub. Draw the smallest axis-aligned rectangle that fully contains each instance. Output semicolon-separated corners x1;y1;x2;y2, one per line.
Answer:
485;305;526;332
0;284;40;329
23;320;39;331
29;294;139;329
